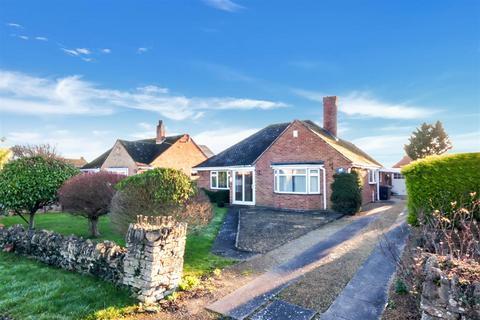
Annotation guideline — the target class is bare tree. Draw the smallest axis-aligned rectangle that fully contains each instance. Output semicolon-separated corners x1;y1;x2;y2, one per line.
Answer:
10;144;61;160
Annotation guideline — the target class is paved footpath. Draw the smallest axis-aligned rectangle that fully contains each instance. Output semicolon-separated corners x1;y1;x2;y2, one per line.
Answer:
321;211;410;320
208;212;382;320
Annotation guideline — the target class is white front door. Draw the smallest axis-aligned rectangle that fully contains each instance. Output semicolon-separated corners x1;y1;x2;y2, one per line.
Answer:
392;172;407;195
232;170;255;205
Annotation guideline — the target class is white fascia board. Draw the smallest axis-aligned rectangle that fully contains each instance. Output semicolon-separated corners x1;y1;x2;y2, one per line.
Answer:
194;165;255;171
270;164;325;169
351;163;382;169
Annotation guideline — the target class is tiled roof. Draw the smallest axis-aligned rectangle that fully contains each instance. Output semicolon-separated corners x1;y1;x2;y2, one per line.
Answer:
392;155;412;168
194;120;382;168
198;145;215;158
82;135;183;169
64;157;88;168
195;122;290;168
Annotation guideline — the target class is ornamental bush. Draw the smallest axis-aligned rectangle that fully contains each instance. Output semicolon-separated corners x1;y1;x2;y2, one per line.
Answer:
58;172;125;237
330;172;362;215
203;189;229;207
0;156;78;229
401;152;480;225
110;168;212;235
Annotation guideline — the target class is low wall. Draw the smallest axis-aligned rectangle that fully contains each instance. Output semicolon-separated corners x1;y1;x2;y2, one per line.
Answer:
0;215;187;304
421;255;480;320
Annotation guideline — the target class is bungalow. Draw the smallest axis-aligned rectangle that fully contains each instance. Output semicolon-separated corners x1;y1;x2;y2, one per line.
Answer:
82;120;212;176
194;96;383;210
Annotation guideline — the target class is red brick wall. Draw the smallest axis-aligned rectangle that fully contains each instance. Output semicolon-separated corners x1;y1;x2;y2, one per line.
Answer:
150;135;208;176
255;120;352;210
353;168;378;205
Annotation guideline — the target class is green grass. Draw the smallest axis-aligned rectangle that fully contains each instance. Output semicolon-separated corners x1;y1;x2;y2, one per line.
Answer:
0;207;233;319
0;252;135;320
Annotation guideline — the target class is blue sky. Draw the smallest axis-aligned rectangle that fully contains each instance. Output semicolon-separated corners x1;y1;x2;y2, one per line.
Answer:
0;0;479;166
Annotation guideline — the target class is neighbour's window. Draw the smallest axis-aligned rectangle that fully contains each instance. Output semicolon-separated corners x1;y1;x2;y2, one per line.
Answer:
211;171;230;189
368;169;377;184
274;168;321;194
106;167;129;176
393;173;405;179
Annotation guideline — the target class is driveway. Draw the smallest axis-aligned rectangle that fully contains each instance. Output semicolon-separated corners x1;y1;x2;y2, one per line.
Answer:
207;199;408;320
236;208;342;253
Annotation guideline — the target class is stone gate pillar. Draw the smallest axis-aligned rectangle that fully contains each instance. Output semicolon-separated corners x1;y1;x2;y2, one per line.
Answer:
122;215;187;303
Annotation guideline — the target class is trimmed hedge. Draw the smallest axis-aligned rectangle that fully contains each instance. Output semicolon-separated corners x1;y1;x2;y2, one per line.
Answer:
330;172;362;215
401;152;480;225
203;189;229;207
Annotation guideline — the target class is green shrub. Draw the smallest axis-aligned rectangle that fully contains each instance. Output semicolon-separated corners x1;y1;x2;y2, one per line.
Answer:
110;168;211;235
330;172;362;215
179;275;201;291
401;152;480;225
0;156;78;230
203;189;229;205
394;278;409;295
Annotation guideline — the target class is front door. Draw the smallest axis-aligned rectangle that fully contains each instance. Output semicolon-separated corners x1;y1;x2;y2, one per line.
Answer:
233;170;255;205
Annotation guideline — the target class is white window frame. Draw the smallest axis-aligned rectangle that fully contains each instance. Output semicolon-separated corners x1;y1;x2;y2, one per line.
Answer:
368;169;377;184
273;168;321;195
106;167;129;176
210;170;230;190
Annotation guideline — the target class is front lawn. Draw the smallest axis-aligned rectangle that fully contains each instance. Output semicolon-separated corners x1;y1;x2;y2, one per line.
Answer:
0;206;233;319
0;252;135;320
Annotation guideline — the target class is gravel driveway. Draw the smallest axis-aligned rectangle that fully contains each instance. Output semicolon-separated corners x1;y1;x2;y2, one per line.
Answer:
236;208;342;253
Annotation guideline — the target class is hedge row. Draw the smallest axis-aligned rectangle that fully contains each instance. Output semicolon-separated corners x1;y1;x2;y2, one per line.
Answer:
401;152;480;225
203;189;229;207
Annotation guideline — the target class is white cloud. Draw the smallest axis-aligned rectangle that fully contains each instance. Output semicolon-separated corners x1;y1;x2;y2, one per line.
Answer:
101;48;111;54
18;35;29;40
194;127;259;153
81;57;93;62
0;70;286;119
293;89;437;119
137;47;148;54
138;122;154;130
352;134;410;167
7;22;22;28
450;131;480;153
62;48;80;56
35;36;48;41
203;0;243;12
5;129;110;161
76;48;91;55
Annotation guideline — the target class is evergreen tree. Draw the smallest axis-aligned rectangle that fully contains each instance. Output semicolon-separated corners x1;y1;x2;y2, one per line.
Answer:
404;121;452;160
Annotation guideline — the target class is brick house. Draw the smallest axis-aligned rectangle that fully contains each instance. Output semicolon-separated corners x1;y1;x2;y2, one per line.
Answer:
82;121;212;176
194;96;383;210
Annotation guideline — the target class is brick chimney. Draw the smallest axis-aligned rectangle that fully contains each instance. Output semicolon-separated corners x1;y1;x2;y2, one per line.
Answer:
156;120;166;144
323;96;338;136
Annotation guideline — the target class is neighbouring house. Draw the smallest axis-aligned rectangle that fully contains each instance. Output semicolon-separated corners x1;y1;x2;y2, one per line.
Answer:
64;157;88;168
82;120;212;176
379;155;412;196
194;96;383;210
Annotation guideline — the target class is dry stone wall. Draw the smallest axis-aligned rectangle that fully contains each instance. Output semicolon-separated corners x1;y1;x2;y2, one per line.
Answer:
421;255;480;320
0;215;187;304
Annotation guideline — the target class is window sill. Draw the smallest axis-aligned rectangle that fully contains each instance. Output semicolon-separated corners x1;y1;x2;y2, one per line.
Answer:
211;187;230;190
274;192;321;195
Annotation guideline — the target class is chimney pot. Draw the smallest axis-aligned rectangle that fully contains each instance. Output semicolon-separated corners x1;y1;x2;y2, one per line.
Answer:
156;120;166;144
323;96;338;136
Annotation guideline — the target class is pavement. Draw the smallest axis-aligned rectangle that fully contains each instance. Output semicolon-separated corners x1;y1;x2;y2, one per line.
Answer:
207;212;382;319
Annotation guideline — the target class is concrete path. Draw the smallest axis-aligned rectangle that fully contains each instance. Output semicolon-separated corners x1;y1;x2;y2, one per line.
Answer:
211;207;257;260
207;212;382;319
250;300;316;320
321;210;410;320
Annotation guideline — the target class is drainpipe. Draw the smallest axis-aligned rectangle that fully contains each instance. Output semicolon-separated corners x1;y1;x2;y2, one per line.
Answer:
320;166;327;210
376;170;380;201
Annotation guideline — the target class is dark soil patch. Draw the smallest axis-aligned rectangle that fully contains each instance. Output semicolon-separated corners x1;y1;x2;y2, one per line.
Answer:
236;208;342;253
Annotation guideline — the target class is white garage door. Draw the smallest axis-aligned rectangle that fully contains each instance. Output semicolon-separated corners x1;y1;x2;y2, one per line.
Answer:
106;167;129;176
391;172;406;195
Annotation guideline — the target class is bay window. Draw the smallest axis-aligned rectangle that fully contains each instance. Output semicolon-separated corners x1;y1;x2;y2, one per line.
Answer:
211;171;229;189
274;168;321;194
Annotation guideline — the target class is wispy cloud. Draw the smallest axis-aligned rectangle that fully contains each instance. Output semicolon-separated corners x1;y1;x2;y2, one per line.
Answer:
203;0;243;12
101;48;111;54
18;35;29;40
194;127;259;153
76;48;91;55
61;48;80;56
293;89;438;119
6;22;22;28
450;131;480;153
0;70;286;119
35;36;48;41
137;47;148;54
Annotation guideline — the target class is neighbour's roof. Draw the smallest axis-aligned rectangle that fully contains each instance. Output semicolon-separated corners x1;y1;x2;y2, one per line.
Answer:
64;157;88;168
198;145;215;158
195;120;382;168
392;155;412;168
82;135;183;169
195;122;290;167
